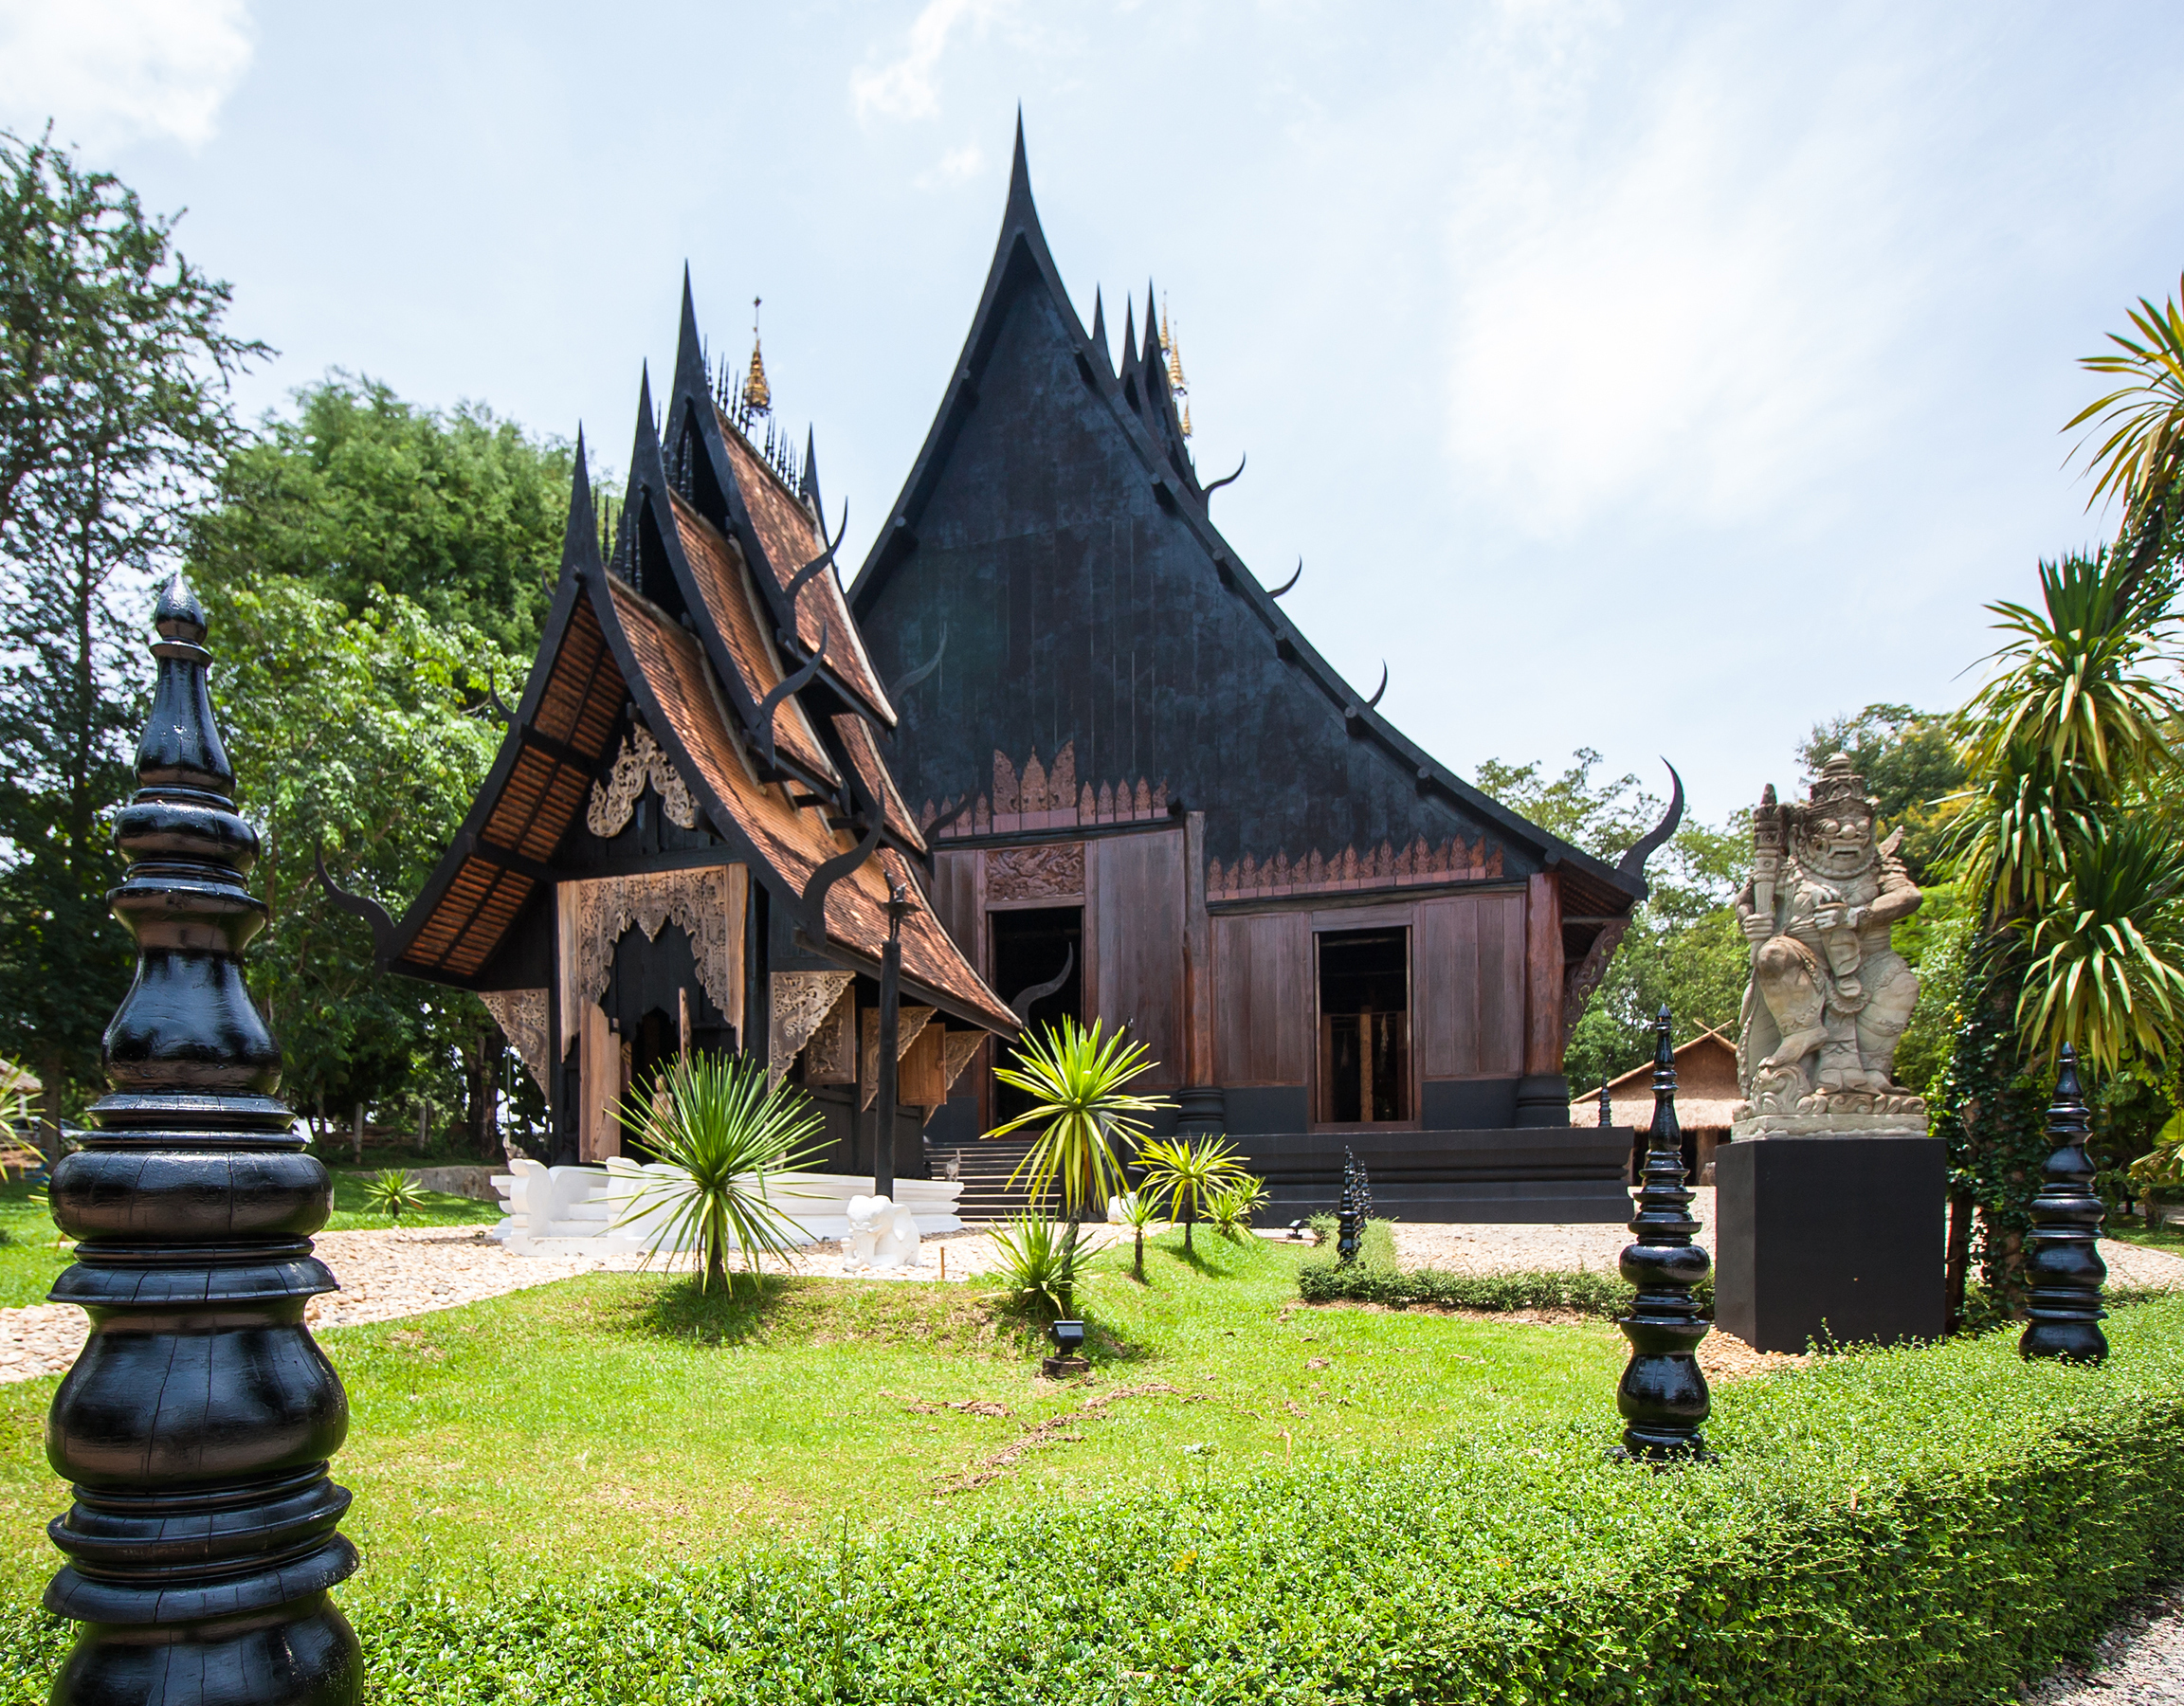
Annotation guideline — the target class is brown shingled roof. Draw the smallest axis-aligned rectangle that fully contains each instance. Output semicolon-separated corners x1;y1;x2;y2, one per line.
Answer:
666;491;836;784
603;574;1014;1033
717;412;895;725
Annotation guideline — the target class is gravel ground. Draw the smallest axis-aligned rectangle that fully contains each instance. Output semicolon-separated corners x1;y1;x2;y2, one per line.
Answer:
2023;1587;2184;1703
3;1201;2177;1387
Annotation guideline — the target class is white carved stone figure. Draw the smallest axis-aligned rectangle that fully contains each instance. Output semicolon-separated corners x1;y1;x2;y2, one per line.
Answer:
1735;754;1925;1124
844;1194;922;1270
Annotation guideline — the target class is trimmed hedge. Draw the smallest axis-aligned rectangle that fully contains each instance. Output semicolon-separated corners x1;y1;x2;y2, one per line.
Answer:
5;1298;2180;1703
1298;1258;1655;1317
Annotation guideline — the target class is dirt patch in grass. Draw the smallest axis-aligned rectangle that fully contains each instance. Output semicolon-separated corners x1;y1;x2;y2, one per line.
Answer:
1292;1297;1808;1381
937;1381;1213;1495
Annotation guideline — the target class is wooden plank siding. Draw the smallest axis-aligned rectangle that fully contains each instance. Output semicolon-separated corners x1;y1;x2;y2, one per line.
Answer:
1211;910;1312;1085
1090;829;1185;1088
1413;891;1527;1080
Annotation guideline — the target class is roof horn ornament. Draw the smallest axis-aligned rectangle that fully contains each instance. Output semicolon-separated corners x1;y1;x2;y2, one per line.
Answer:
783;499;849;607
1269;557;1302;598
754;620;829;776
1201;451;1246;503
1366;662;1389;710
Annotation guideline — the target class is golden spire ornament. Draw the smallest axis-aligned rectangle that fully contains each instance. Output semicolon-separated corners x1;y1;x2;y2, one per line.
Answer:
741;296;772;415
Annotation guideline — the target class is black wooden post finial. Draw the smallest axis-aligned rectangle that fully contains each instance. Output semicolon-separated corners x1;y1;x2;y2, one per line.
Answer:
1336;1149;1360;1265
1611;1007;1713;1463
1598;1071;1612;1128
43;574;361;1705
2021;1044;2108;1365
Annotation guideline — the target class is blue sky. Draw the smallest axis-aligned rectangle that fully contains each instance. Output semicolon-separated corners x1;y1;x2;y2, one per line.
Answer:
6;0;2181;834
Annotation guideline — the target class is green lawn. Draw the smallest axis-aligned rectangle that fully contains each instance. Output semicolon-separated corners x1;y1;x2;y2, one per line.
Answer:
0;1229;1628;1602
0;1172;500;1309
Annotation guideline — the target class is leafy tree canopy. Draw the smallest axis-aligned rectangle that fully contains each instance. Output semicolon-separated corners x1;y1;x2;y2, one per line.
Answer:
0;127;263;1133
1477;751;1748;1088
1796;703;1965;883
191;373;574;659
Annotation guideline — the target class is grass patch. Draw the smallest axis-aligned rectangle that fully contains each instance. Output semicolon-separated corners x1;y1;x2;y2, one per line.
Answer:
0;1229;1622;1607
324;1168;502;1232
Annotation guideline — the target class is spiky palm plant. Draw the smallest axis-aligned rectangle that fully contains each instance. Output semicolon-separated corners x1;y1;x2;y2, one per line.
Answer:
987;1212;1088;1319
987;1018;1174;1217
2017;815;2184;1074
2068;276;2184;533
364;1168;428;1224
1114;1189;1160;1281
614;1051;828;1294
1134;1134;1248;1258
1206;1173;1270;1241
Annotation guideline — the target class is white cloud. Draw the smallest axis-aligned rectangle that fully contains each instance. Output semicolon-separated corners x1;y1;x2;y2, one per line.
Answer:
913;143;985;191
0;0;252;152
1443;10;1930;538
851;0;1012;123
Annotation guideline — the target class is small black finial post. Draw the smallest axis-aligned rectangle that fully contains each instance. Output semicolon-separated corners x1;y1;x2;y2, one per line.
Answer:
42;577;361;1703
1336;1149;1360;1265
1356;1160;1374;1223
2021;1045;2108;1364
1598;1071;1612;1128
1611;1007;1713;1463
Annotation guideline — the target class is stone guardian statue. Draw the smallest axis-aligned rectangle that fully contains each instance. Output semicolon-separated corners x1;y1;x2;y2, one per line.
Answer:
1732;754;1926;1133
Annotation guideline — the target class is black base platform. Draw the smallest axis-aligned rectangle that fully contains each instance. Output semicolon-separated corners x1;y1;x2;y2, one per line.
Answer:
1240;1127;1633;1225
1714;1135;1946;1353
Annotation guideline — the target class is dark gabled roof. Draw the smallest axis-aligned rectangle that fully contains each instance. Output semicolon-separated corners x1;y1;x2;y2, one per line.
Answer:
381;354;1012;1033
849;118;1659;917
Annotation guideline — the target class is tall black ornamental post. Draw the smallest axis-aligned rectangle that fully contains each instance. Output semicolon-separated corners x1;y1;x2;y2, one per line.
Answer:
44;577;361;1705
872;882;914;1200
2021;1044;2108;1365
1611;1007;1713;1462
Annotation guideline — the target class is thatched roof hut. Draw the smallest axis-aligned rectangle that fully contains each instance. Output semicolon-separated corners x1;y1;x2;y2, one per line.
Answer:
1570;1025;1743;1134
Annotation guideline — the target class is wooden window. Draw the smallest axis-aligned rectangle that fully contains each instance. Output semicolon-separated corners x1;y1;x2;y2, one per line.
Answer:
1211;911;1312;1085
1314;927;1411;1125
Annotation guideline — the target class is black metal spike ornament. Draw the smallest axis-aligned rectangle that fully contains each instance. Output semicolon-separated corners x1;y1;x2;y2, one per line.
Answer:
1611;1007;1713;1463
43;576;361;1705
2021;1045;2108;1365
1336;1150;1360;1265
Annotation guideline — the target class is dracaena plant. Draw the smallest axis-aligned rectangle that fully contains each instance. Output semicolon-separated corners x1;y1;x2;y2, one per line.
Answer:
614;1051;828;1295
986;1018;1174;1217
1134;1134;1250;1257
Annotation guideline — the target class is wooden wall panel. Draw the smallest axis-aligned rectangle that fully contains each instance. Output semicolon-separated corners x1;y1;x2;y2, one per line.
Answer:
1415;892;1526;1080
929;849;978;948
1211;910;1312;1085
1091;829;1186;1087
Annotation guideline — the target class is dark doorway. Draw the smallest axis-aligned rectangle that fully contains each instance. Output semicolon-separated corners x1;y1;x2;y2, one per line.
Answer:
990;905;1082;1129
1316;928;1410;1124
623;1007;678;1157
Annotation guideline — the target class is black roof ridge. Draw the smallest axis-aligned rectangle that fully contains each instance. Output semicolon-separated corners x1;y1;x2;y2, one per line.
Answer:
848;119;1645;901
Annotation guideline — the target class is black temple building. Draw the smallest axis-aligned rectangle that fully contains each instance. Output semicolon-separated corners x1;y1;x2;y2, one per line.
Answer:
847;125;1674;1220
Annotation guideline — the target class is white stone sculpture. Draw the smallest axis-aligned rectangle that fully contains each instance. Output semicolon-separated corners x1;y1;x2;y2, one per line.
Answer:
1733;754;1927;1135
844;1193;922;1271
491;1167;965;1257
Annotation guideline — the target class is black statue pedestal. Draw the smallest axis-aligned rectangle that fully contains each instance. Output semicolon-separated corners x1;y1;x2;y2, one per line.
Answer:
1714;1135;1946;1354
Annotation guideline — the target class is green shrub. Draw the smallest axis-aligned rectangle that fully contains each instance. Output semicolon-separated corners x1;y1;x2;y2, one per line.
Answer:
9;1298;2178;1703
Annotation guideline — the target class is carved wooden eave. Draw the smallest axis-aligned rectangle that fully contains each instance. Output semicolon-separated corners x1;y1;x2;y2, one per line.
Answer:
768;970;854;1088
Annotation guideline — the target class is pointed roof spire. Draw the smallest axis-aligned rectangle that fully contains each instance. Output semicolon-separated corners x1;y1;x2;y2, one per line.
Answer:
1090;287;1107;366
741;296;772;416
1119;295;1139;384
1143;281;1160;367
800;425;823;516
563;425;599;573
1008;105;1031;210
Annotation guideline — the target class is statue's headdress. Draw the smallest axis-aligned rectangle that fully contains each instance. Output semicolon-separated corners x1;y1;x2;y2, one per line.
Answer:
1806;753;1876;824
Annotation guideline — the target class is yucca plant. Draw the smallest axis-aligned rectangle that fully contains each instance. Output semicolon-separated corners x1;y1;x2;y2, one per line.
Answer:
1134;1134;1249;1257
1206;1172;1269;1241
613;1050;828;1294
987;1212;1088;1319
987;1017;1174;1217
1114;1189;1160;1281
2069;275;2184;535
2017;815;2184;1074
363;1168;428;1223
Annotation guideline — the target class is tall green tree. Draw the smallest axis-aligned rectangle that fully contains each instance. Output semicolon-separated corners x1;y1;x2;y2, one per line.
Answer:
1478;751;1748;1087
0;129;265;1155
1797;703;1965;883
191;375;573;658
1937;550;2184;1322
186;378;574;1154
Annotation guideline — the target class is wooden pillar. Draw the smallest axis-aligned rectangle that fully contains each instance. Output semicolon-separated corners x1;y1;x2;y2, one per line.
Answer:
1523;870;1564;1076
1182;810;1212;1087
